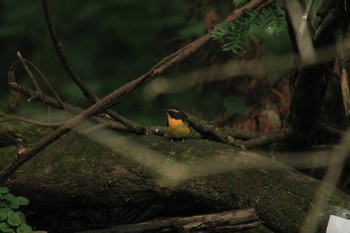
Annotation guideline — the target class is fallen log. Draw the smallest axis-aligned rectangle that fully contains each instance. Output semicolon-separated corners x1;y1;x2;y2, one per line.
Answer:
0;122;350;232
76;208;260;233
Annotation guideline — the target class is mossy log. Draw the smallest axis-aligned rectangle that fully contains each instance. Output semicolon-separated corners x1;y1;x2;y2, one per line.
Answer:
0;121;350;232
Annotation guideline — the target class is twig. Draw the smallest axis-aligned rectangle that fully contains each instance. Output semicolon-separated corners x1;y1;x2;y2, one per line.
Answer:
223;127;264;140
8;82;168;135
8;60;142;133
16;51;42;93
178;108;289;149
8;82;128;131
0;0;271;183
0;115;65;127
242;129;291;150
18;57;72;115
9;82;82;114
185;112;245;148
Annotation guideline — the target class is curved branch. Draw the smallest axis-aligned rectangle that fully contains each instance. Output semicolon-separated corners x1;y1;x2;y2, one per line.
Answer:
41;0;96;102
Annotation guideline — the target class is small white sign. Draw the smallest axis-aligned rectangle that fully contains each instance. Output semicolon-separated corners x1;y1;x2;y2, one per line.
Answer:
326;215;350;233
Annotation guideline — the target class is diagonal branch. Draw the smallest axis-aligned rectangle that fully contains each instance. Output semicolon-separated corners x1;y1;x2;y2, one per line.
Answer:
0;0;270;183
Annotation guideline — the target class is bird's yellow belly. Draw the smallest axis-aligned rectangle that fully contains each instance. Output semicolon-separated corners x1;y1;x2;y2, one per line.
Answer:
166;125;191;138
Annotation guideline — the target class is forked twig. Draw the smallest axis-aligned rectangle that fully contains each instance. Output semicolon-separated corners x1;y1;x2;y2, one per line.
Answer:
17;56;69;111
17;51;42;93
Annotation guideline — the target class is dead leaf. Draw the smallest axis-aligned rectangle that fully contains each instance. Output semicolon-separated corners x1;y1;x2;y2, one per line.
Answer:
7;65;21;110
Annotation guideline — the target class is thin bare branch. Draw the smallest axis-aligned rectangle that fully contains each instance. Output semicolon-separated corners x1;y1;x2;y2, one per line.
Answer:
242;129;291;150
8;82;128;131
41;0;97;102
17;51;42;93
0;115;65;127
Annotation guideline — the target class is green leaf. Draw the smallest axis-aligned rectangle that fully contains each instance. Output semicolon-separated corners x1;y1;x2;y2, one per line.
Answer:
16;197;29;206
0;187;9;195
17;224;33;233
0;201;9;208
0;207;11;216
7;211;22;227
0;207;11;212
0;213;7;221
8;199;19;210
3;193;15;203
0;222;14;233
16;211;26;222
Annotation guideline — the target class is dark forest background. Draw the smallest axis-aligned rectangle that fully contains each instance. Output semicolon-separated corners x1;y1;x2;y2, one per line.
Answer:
0;0;292;127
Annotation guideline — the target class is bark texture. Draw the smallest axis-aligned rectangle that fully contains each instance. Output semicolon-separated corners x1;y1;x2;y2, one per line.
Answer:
0;121;350;232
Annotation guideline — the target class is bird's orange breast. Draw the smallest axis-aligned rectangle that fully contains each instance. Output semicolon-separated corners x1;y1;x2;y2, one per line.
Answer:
166;114;191;138
167;115;185;127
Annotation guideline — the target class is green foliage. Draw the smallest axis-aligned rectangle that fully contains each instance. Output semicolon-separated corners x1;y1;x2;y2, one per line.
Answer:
0;187;32;233
211;9;258;53
233;0;248;7
211;3;285;54
264;4;285;36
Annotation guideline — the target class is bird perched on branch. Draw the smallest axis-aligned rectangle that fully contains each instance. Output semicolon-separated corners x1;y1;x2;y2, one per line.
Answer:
165;107;194;139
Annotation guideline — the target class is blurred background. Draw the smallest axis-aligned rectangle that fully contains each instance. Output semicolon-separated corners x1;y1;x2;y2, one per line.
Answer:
0;0;292;128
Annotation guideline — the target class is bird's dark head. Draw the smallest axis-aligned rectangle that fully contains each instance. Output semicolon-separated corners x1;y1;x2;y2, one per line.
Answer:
165;107;188;121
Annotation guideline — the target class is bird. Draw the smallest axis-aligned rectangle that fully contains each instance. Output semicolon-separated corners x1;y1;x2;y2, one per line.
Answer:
165;107;192;139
